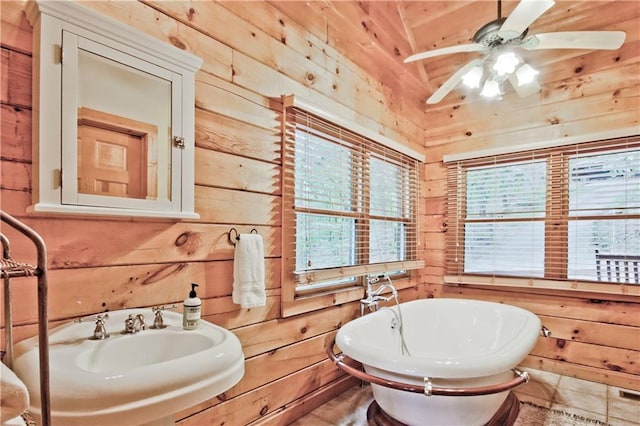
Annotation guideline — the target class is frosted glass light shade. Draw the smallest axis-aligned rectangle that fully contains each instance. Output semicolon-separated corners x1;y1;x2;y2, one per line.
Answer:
462;66;483;88
480;80;502;98
493;52;520;76
516;63;539;86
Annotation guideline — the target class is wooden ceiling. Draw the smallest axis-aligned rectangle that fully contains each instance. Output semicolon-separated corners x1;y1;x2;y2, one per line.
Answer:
270;1;639;114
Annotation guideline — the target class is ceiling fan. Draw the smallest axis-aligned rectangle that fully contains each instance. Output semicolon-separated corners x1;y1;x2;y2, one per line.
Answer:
404;0;626;104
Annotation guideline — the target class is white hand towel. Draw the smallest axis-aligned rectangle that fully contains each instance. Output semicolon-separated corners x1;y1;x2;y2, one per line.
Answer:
232;233;266;308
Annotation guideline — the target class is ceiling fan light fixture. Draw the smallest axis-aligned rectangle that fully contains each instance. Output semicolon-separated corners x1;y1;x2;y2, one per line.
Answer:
492;52;520;76
404;0;627;104
480;79;502;98
461;66;484;89
515;63;539;86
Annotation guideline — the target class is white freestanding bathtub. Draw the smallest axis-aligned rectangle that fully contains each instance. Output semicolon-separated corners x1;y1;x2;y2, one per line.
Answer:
332;298;542;426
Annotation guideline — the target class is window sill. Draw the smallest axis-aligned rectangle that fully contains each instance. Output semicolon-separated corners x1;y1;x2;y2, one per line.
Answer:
282;274;417;318
28;203;200;220
445;275;639;299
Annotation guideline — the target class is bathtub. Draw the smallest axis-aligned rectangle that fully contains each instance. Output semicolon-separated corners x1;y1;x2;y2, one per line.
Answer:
331;298;542;426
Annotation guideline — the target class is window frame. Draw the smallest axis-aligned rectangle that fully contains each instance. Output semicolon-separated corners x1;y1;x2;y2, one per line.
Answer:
281;96;425;317
445;136;640;297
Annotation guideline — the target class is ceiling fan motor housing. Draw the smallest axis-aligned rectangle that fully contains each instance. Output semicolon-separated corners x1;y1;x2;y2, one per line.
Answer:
473;18;528;47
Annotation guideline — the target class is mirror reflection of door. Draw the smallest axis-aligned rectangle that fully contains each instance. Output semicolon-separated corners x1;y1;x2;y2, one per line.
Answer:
73;44;172;207
77;107;158;199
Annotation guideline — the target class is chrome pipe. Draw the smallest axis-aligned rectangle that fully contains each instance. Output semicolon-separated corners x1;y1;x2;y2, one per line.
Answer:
327;337;530;397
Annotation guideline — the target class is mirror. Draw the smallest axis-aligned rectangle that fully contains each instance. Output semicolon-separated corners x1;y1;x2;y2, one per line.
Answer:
76;49;171;201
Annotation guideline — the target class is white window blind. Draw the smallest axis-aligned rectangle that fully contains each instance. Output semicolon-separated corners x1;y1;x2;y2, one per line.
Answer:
283;106;423;294
446;136;640;288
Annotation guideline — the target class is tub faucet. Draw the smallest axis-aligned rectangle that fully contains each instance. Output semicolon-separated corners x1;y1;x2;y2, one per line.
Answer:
361;275;398;315
124;314;146;334
370;283;398;301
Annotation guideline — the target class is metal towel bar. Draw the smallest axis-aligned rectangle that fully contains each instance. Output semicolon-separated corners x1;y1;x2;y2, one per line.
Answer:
227;227;258;246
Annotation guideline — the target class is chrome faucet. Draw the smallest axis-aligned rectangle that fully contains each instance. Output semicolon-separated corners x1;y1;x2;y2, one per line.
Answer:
369;283;398;301
91;314;109;340
124;314;146;334
75;313;110;340
360;275;398;315
151;307;166;329
149;304;176;329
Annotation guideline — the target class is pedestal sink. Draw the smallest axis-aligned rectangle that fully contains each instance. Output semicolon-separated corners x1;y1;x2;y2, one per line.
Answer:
12;308;245;426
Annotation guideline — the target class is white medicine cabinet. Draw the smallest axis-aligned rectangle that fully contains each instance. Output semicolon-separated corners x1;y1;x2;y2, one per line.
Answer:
26;1;202;218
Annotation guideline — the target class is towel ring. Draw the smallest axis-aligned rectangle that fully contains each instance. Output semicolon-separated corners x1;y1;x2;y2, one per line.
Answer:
228;228;258;246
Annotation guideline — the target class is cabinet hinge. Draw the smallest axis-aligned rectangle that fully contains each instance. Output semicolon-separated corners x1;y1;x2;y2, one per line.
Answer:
55;44;63;65
54;169;62;188
173;136;186;149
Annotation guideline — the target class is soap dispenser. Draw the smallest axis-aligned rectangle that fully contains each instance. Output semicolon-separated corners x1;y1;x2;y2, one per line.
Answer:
183;283;201;330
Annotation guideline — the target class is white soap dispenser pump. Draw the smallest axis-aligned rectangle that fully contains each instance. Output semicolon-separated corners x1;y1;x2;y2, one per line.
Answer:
183;283;201;330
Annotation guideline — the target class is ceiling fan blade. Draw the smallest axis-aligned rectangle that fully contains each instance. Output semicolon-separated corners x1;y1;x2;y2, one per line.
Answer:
508;74;541;98
498;0;555;41
521;31;626;50
426;59;484;104
404;43;486;64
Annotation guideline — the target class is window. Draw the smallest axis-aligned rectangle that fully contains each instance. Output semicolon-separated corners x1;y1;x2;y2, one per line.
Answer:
281;97;424;314
446;136;640;294
567;150;640;281
464;160;547;277
26;0;202;218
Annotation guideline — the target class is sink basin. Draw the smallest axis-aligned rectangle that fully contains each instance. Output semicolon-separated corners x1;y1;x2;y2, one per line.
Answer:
12;308;245;426
76;329;217;373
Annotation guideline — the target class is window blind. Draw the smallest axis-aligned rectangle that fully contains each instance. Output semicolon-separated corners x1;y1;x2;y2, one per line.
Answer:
446;136;640;288
283;105;423;292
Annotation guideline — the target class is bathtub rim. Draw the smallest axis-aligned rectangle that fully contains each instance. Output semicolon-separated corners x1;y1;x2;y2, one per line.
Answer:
335;298;542;379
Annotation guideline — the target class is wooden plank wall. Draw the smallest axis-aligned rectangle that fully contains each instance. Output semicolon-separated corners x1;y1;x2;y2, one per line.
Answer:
0;1;427;425
420;3;640;392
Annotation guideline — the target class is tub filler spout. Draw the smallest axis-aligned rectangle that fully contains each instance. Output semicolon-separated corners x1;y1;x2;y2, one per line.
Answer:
360;275;398;315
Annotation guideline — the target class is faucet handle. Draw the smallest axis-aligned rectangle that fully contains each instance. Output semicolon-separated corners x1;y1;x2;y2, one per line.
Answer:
96;313;109;322
150;304;175;329
151;312;165;329
90;314;109;340
75;312;109;324
152;303;178;312
366;275;382;286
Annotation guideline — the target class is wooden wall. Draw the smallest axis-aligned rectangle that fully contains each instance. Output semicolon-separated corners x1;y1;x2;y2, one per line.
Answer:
0;1;427;425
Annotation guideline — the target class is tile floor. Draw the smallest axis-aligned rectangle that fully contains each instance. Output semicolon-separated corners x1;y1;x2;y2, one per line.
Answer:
291;367;639;425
